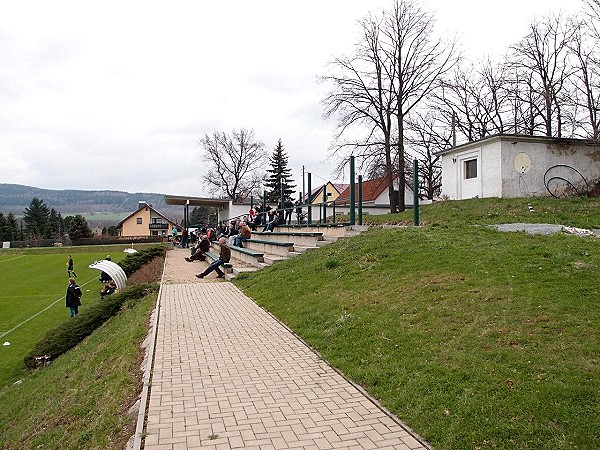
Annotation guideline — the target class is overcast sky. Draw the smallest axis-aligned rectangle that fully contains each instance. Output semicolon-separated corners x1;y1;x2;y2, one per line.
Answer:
0;0;580;197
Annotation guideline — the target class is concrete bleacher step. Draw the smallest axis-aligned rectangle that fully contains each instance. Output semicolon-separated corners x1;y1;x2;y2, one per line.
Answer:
262;254;290;265
245;238;295;256
207;224;368;277
253;231;324;247
290;245;318;254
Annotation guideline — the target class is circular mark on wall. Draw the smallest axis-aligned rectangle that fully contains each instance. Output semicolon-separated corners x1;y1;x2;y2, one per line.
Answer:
514;152;532;174
543;165;589;198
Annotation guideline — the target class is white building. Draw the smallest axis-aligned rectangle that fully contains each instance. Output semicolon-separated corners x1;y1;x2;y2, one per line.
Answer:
439;134;600;200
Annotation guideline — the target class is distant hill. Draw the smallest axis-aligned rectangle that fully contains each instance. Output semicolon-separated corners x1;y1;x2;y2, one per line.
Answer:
0;184;183;226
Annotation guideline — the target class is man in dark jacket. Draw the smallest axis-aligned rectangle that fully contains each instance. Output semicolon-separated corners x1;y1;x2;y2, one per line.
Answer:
66;278;82;318
186;235;211;262
195;237;231;279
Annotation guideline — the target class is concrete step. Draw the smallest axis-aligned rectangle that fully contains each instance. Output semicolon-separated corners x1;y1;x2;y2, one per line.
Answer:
262;254;290;265
294;245;320;253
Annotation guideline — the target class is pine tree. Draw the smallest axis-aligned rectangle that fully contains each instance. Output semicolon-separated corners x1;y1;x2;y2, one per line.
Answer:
0;212;7;241
22;197;51;239
6;213;22;241
264;139;296;202
67;215;93;240
48;208;64;239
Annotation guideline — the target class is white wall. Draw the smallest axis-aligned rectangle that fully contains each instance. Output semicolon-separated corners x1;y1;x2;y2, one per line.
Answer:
500;139;600;197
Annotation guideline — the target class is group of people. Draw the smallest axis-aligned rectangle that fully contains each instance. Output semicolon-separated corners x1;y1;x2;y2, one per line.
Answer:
64;254;118;318
181;198;307;280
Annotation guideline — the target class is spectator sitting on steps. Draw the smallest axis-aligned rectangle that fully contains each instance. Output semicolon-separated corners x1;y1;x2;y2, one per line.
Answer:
186;234;211;262
195;237;231;279
234;221;252;247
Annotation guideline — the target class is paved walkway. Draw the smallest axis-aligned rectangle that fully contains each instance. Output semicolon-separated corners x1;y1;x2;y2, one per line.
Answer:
142;248;429;449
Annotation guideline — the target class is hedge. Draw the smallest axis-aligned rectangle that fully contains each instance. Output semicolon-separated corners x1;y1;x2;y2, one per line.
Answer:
118;246;165;276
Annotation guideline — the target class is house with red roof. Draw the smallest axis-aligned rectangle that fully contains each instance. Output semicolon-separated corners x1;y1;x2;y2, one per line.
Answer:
334;175;419;214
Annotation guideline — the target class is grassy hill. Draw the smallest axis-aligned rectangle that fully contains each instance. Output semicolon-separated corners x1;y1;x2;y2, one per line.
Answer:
235;196;600;449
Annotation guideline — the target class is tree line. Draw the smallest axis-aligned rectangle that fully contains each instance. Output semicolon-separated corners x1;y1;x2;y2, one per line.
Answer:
321;0;600;212
0;197;97;242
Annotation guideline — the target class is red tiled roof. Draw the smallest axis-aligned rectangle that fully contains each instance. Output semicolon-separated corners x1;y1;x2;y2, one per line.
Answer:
336;176;390;202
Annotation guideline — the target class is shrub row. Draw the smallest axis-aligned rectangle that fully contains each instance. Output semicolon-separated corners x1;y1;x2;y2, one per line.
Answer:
24;283;159;369
118;246;165;276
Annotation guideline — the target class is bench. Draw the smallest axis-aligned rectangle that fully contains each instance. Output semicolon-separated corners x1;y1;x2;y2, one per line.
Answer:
212;242;265;267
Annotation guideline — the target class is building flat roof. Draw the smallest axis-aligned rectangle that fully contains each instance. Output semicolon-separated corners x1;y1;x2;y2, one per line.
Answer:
164;195;231;209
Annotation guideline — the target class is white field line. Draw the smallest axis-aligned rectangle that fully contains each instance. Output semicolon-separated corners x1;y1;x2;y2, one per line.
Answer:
0;279;96;340
0;255;26;264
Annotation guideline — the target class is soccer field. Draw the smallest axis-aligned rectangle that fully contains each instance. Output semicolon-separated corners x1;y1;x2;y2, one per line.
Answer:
0;249;127;387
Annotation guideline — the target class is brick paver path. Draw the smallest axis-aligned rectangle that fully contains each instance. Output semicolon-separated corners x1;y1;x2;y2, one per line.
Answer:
143;248;428;449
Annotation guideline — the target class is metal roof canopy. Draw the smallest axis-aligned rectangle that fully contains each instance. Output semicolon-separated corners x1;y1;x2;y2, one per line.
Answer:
164;195;231;209
88;260;128;291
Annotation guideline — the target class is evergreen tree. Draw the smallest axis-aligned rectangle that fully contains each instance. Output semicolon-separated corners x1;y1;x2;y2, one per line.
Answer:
264;139;296;202
107;226;118;236
188;206;218;226
48;208;64;239
22;197;50;239
8;213;21;241
67;215;93;240
0;212;7;241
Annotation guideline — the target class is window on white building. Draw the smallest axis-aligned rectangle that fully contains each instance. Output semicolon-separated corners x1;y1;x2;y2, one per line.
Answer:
465;159;478;179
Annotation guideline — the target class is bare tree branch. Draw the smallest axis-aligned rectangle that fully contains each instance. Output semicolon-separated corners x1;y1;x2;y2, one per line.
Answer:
200;128;267;201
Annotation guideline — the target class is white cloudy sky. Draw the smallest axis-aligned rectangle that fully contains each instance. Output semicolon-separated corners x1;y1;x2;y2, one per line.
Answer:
0;0;580;196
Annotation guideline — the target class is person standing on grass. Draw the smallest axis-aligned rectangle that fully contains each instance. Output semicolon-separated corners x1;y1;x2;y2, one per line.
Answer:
67;255;77;277
66;278;82;318
195;237;230;279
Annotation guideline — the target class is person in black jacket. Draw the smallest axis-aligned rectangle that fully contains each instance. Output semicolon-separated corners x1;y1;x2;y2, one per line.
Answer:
186;235;211;262
66;278;82;318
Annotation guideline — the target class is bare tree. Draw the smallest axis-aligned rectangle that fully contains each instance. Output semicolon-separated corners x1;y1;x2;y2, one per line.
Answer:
405;111;451;198
509;15;575;137
200;128;267;201
569;9;600;139
322;0;457;213
322;12;396;207
384;0;458;211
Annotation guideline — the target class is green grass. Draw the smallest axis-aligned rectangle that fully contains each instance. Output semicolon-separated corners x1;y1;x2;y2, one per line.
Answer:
358;196;600;228
0;245;155;388
235;197;600;450
0;290;156;449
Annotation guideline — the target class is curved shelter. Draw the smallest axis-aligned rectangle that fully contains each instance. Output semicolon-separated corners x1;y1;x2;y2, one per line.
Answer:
88;260;128;290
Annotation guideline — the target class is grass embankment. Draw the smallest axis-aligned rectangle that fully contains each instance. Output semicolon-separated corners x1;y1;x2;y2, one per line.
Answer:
235;197;600;450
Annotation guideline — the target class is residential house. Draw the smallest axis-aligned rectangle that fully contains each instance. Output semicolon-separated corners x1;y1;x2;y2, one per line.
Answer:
334;175;416;215
308;182;349;205
118;202;179;238
439;134;600;200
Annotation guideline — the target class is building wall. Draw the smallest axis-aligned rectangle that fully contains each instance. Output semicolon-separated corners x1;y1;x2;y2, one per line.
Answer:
120;208;151;237
310;183;341;205
500;139;600;198
441;136;600;200
120;206;176;237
